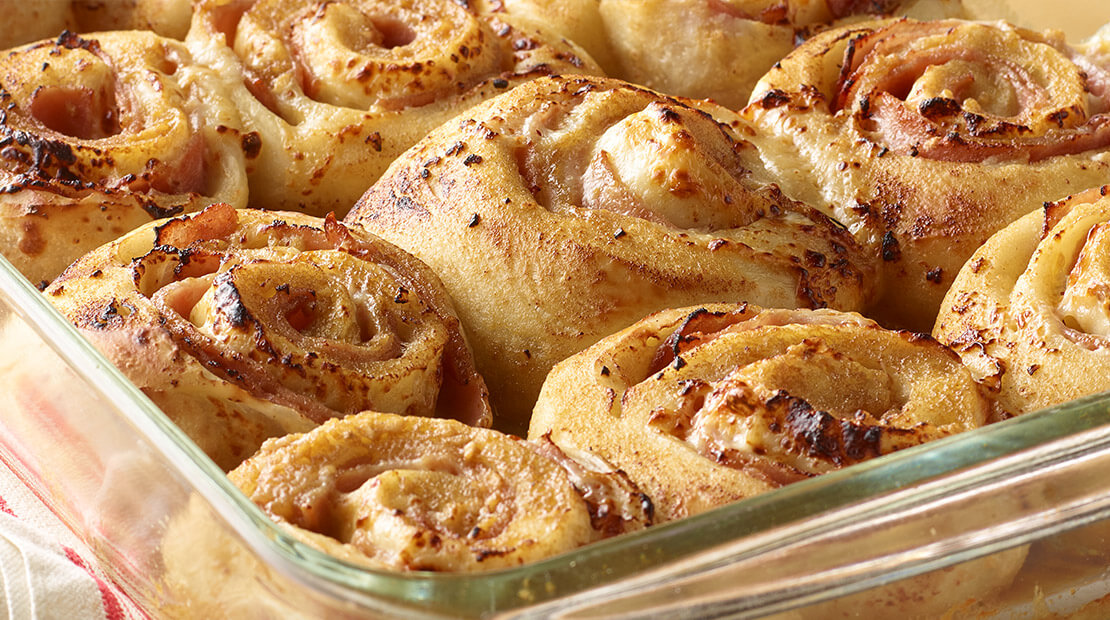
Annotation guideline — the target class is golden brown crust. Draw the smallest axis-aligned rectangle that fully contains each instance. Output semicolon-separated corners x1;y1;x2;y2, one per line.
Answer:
582;0;972;109
934;185;1110;417
485;0;618;69
744;18;1110;330
229;411;652;571
185;0;601;218
0;30;249;286
45;204;492;470
529;303;991;522
347;75;877;434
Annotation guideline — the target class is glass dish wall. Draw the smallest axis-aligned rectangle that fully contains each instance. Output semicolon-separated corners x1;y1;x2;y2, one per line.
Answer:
4;248;1110;619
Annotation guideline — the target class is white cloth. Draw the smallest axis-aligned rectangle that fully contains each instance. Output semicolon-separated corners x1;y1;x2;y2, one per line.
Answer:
0;460;144;620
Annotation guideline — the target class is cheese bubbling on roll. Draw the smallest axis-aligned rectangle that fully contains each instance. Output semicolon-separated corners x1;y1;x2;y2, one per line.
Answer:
229;411;652;571
0;30;249;287
529;302;1025;616
745;18;1110;330
45;204;492;470
935;185;1110;417
529;303;991;521
185;0;601;218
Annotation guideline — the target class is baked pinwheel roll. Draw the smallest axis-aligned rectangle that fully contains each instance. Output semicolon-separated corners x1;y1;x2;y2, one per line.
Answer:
0;30;249;287
529;303;991;522
185;0;600;218
597;0;975;109
230;411;652;571
348;75;877;434
44;204;492;470
934;187;1110;562
934;186;1110;417
744;18;1110;330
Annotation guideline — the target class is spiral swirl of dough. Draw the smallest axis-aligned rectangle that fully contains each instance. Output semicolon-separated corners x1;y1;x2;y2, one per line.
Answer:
530;308;1029;619
0;31;249;287
348;75;877;434
186;0;600;218
744;18;1110;330
529;302;990;522
934;185;1110;417
44;203;492;470
229;410;652;571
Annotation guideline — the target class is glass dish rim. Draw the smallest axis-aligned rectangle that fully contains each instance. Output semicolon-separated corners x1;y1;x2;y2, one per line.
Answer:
9;251;1110;617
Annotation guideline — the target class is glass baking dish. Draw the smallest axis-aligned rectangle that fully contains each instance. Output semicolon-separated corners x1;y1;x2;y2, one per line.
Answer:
6;2;1110;616
4;240;1110;620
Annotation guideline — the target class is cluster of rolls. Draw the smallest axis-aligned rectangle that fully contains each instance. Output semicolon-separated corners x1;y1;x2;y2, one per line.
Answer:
6;0;1110;605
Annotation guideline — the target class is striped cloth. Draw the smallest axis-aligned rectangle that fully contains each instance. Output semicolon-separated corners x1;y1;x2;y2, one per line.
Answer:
0;459;145;620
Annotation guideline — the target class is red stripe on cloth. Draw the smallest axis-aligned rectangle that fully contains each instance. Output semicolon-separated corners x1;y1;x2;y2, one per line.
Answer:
0;493;13;516
63;546;129;620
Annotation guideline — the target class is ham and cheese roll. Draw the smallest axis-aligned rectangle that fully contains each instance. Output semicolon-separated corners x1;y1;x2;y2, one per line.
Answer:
529;303;991;522
935;185;1110;560
230;411;652;571
0;31;248;287
45;204;492;470
591;0;971;109
935;186;1110;417
529;302;1029;619
185;0;600;218
348;75;877;434
745;18;1110;330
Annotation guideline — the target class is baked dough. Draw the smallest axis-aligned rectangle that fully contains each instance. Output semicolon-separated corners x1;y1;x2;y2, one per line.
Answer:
348;75;877;434
45;204;492;470
484;0;618;69
935;184;1110;563
531;303;1026;620
71;0;194;39
745;18;1110;330
529;303;991;522
0;30;249;287
229;410;652;571
934;185;1110;416
0;0;194;49
493;0;975;110
185;0;601;218
0;0;74;50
